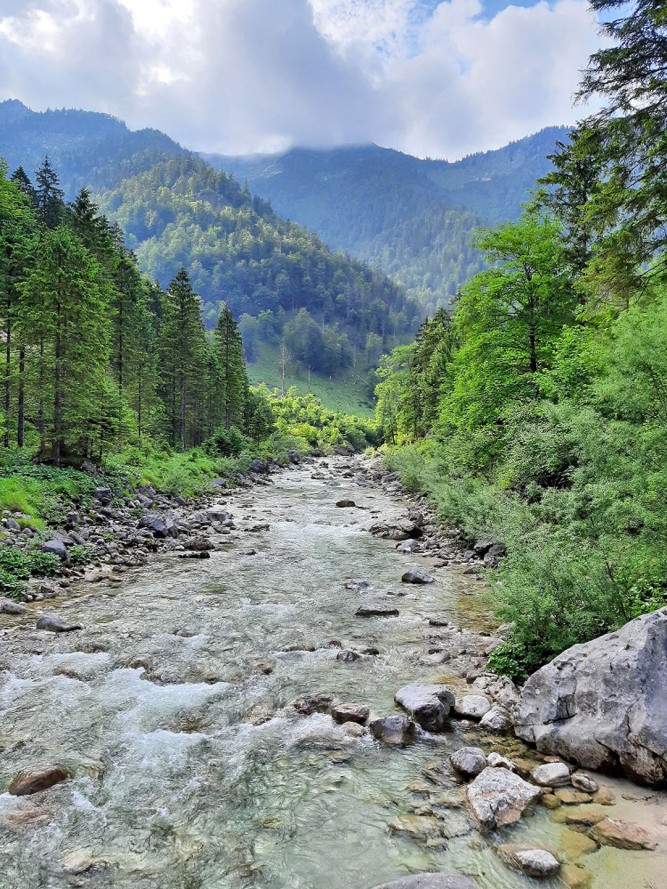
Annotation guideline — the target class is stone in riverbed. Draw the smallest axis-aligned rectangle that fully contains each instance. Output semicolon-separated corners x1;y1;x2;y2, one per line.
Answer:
36;614;81;633
395;683;454;732
356;604;399;618
0;597;28;615
479;706;512;734
337;648;363;663
589;818;658;851
178;551;211;560
292;694;333;716
331;703;369;725
450;747;487;779
453;695;491;720
496;845;560;879
369;715;416;746
531;762;571;787
402;570;435;585
514;607;667;786
184;538;214;552
397;539;419;553
466;767;541;831
336;499;356;508
9;766;69;796
370;875;480;889
138;514;168;538
571;772;599;794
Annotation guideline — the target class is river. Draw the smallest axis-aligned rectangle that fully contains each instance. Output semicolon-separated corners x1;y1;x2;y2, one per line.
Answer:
1;458;666;889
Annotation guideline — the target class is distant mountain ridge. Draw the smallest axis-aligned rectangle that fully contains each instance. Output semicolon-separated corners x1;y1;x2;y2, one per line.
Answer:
0;100;418;382
205;127;569;308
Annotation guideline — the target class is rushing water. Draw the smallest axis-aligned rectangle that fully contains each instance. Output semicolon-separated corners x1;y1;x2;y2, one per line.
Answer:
1;460;666;889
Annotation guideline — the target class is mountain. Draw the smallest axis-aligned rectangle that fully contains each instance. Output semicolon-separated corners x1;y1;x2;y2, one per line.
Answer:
0;101;419;379
204;128;569;308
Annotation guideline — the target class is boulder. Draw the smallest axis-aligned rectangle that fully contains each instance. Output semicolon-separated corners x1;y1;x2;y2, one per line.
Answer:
531;762;571;787
337;649;362;663
36;614;82;633
94;487;113;505
331;703;370;725
370;874;480;889
292;694;333;716
0;597;28;615
453;695;491;720
483;543;507;568
589;818;657;851
8;766;69;796
515;608;667;785
402;570;435;585
369;715;416;746
370;522;423;541
395;683;454;732
396;539;419;553
336;499;356;508
40;538;68;560
466;767;541;831
473;539;493;557
184;538;215;552
450;747;487;779
356;604;399;618
138;514;168;539
472;673;520;713
496;845;560;879
479;706;512;734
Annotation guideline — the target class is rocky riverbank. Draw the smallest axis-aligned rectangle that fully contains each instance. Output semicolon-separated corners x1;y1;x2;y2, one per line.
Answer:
1;454;666;889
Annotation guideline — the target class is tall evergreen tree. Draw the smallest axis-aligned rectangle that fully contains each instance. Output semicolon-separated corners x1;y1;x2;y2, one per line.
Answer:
34;157;64;229
213;303;248;430
159;269;207;448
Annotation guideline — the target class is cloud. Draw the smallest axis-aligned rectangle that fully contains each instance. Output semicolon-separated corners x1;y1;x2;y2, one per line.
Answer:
0;0;602;158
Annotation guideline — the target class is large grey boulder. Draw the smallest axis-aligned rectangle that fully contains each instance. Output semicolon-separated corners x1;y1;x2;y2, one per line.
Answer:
395;683;454;732
0;597;28;615
369;715;416;746
466;767;540;831
514;608;667;786
40;538;68;560
370;875;479;889
138;514;168;538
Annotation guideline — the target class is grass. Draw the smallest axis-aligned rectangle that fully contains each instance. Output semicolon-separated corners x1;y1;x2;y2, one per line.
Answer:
247;345;376;418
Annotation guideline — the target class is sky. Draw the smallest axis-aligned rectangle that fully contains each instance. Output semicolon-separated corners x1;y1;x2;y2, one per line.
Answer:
0;0;603;160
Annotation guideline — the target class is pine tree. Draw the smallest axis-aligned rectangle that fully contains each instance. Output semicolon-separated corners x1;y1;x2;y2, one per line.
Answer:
10;166;37;208
34;157;64;229
213;303;248;430
159;269;207;448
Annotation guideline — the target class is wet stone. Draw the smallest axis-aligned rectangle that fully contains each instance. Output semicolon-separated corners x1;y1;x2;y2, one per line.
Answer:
9;766;69;796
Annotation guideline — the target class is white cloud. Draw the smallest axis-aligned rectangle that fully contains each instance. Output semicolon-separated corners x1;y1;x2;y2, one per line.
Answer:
0;0;602;158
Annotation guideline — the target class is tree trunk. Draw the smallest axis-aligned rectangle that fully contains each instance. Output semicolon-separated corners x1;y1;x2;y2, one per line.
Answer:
179;371;186;450
17;348;24;448
4;307;11;448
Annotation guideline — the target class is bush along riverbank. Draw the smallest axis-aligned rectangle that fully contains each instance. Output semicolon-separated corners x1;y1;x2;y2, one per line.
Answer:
0;391;379;604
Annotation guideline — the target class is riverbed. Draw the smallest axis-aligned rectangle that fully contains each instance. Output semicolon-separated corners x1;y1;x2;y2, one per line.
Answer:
1;458;665;889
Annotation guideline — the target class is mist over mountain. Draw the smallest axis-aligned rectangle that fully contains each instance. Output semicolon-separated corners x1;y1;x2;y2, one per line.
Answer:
206;127;569;308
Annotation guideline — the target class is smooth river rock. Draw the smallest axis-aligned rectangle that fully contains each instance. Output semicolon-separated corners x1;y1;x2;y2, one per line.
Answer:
370;875;480;889
496;844;561;879
8;766;69;796
369;715;416;746
531;762;571;787
401;570;435;585
395;683;454;732
0;597;28;615
589;818;658;851
514;608;667;786
466;767;541;831
356;604;400;618
36;614;82;633
453;695;491;720
450;747;487;779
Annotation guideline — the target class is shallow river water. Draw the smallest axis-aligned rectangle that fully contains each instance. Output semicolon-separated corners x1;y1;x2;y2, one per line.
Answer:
1;460;666;889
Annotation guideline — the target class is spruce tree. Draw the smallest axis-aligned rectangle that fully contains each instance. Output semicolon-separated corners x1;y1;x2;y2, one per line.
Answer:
159;269;207;448
35;157;64;229
213;303;248;430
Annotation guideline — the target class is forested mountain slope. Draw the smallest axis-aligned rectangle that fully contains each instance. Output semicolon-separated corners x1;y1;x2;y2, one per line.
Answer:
206;128;568;308
0;101;418;376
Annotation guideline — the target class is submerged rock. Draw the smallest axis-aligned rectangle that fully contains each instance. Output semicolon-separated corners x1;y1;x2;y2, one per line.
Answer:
402;570;435;585
356;604;399;618
466;767;541;831
369;715;416;746
336;499;356;508
9;766;69;796
0;597;28;615
331;703;370;725
36;614;82;633
515;608;667;786
395;683;454;732
370;876;480;889
496;844;560;879
589;818;657;851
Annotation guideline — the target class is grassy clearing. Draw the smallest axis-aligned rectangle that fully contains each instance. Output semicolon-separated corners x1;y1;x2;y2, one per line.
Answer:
247;345;376;418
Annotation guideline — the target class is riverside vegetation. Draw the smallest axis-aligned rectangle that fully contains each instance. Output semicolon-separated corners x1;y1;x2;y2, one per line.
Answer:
375;0;667;680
